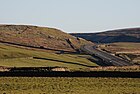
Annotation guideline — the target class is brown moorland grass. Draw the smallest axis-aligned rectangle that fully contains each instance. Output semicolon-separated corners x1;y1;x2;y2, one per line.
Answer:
0;25;91;52
102;42;140;53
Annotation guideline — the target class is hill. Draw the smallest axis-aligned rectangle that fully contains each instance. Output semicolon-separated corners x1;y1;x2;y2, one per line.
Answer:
0;25;96;70
71;28;140;43
0;25;90;52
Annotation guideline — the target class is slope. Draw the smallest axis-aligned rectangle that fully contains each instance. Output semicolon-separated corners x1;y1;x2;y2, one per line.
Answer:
0;25;90;52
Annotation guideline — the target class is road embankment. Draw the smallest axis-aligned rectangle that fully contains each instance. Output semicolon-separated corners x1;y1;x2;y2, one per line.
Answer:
81;45;132;66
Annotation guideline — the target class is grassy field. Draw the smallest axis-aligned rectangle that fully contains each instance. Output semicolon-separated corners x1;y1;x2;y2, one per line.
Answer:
0;77;139;94
100;42;140;52
0;43;98;70
111;42;140;49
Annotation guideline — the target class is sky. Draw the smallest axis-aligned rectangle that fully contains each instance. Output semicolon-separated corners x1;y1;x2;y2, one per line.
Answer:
0;0;140;33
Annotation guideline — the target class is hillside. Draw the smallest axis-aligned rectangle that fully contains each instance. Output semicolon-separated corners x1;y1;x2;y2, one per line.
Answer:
0;43;97;70
0;25;97;70
71;28;140;43
0;25;90;52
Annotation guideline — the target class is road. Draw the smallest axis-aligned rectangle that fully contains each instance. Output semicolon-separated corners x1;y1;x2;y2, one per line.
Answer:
81;45;132;66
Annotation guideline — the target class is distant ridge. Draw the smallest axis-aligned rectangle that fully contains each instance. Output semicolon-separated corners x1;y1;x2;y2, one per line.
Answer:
71;28;140;43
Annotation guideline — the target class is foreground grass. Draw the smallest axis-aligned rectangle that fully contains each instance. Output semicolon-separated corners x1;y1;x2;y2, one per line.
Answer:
0;77;139;94
0;43;97;70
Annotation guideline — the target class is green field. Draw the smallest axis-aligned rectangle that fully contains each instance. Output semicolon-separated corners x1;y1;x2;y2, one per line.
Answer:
0;43;98;70
0;77;139;94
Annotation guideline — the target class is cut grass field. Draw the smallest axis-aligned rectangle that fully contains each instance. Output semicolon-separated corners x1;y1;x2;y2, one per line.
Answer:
0;77;139;94
0;43;98;70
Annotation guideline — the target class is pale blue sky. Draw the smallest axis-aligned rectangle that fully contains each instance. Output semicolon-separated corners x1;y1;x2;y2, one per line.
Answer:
0;0;140;33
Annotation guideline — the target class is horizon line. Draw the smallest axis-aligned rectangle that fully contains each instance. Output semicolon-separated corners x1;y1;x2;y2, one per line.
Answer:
0;23;140;33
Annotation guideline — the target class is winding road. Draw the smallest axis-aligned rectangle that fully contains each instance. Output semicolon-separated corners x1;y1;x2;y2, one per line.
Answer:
81;44;132;66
